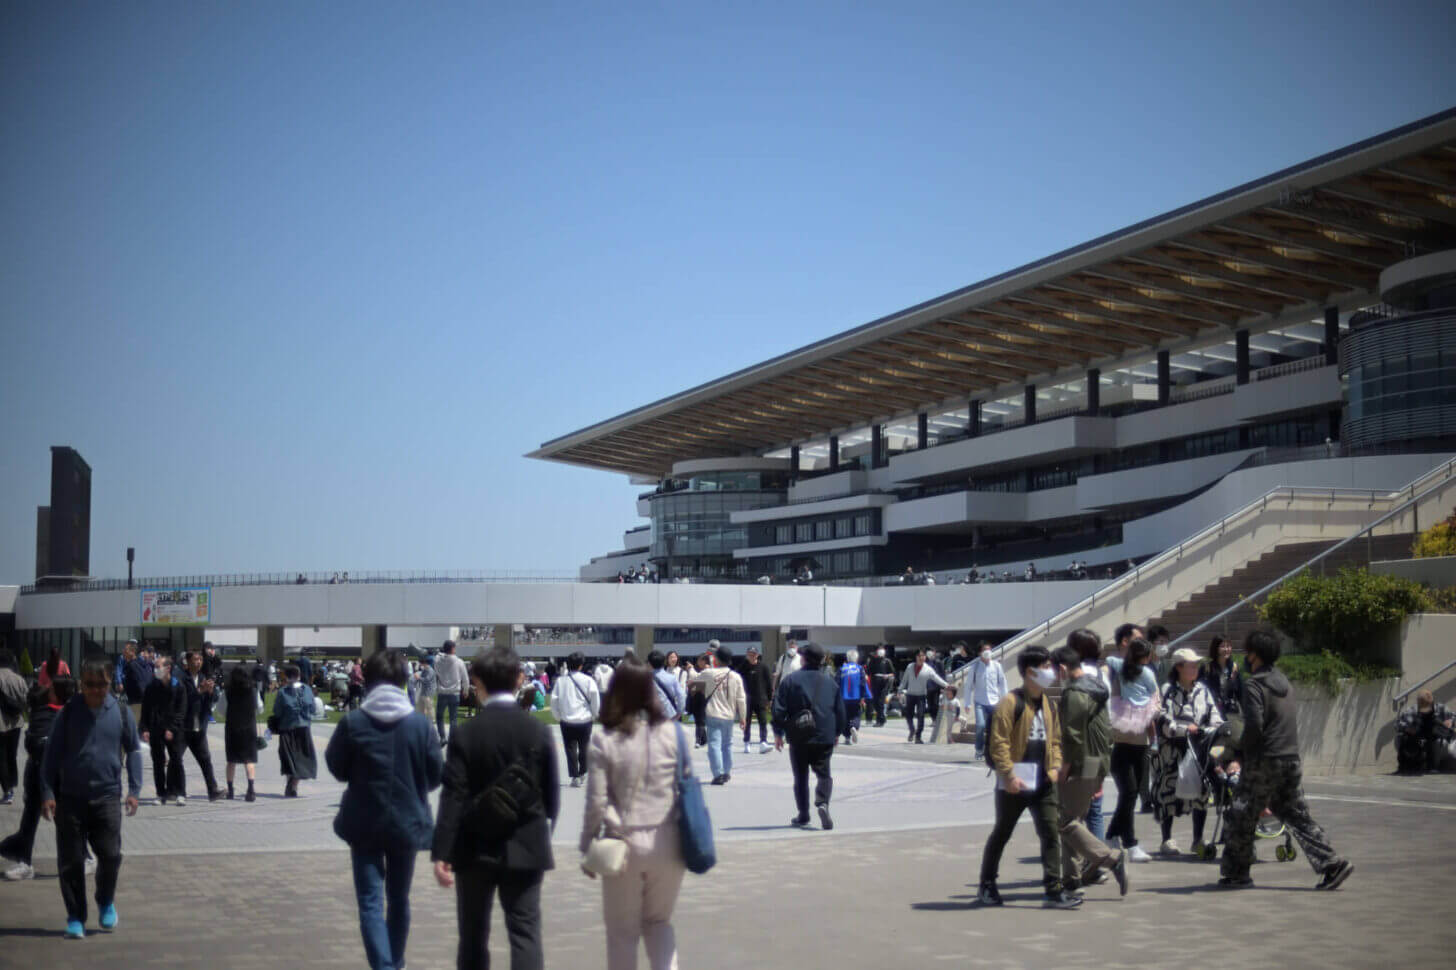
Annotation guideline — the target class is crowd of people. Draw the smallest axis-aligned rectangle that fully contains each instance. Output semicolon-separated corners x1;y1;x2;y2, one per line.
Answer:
0;615;1391;966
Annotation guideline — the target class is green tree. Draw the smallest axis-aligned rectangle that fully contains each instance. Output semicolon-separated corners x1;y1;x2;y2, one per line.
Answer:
1258;567;1430;663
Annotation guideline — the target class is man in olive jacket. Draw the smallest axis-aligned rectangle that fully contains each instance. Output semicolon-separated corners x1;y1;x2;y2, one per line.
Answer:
1053;640;1127;895
978;645;1081;909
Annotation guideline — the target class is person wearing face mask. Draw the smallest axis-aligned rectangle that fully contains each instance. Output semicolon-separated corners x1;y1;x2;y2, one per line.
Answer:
898;650;948;744
1153;648;1223;856
866;646;895;727
976;645;1081;909
1105;637;1159;863
772;639;802;696
1142;626;1173;815
1052;642;1128;896
966;643;1008;762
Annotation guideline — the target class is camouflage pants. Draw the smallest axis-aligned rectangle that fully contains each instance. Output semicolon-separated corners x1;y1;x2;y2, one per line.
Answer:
1221;756;1341;879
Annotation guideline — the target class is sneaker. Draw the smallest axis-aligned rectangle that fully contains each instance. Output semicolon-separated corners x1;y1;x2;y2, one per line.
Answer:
1217;875;1254;889
817;806;833;831
1127;844;1152;863
0;790;12;805
99;904;117;930
790;815;811;828
65;919;85;939
850;727;859;744
208;790;224;803
174;795;187;807
84;858;97;876
1084;869;1110;886
2;862;34;881
758;742;772;754
1043;890;1084;909
1111;850;1130;896
1315;859;1354;891
1159;838;1180;856
709;776;726;786
977;882;1004;907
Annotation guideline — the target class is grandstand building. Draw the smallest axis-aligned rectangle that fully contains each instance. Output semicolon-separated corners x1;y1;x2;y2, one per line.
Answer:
531;110;1456;586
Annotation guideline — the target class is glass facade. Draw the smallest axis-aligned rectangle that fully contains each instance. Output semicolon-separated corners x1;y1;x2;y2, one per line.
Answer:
1341;312;1456;450
646;469;789;579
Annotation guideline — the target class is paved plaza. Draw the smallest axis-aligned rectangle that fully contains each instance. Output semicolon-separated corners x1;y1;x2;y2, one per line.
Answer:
1;718;1452;969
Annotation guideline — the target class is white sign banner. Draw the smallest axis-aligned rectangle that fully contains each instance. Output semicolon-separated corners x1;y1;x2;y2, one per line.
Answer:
141;587;211;627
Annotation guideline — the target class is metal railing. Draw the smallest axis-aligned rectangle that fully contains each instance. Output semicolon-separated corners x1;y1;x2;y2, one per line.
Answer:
20;569;579;595
1393;658;1456;711
1166;456;1456;650
1254;355;1330;381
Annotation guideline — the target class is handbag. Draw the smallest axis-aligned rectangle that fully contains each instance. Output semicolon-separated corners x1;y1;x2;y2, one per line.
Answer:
256;733;269;750
582;729;648;878
1174;743;1203;801
673;721;716;874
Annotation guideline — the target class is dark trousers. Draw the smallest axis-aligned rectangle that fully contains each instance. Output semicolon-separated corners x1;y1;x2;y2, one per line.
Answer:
180;727;219;797
1141;745;1156;809
789;742;834;820
743;705;768;744
0;728;19;794
455;865;544;970
979;784;1062;893
1107;742;1149;847
0;756;42;865
904;695;927;740
56;795;122;924
150;732;184;798
437;693;461;741
871;680;891;724
1397;733;1445;772
843;697;863;739
1222;756;1341;880
559;721;592;779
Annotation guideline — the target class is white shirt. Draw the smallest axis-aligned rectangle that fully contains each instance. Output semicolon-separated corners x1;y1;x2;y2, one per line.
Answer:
550;671;601;725
593;664;614;693
967;658;1008;707
434;653;468;694
773;651;802;688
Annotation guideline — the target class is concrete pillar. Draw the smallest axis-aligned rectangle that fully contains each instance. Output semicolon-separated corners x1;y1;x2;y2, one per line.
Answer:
829;435;840;472
759;627;786;672
257;626;285;664
1324;306;1340;365
361;624;388;658
917;412;929;450
1157;350;1171;405
1023;384;1037;425
789;445;800;479
183;627;204;654
1236;329;1250;385
969;399;982;437
1086;368;1100;415
493;624;514;650
633;625;654;661
871;424;884;468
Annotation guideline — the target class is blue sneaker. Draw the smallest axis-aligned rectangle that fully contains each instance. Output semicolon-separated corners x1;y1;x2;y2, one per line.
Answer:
99;904;118;930
66;919;85;939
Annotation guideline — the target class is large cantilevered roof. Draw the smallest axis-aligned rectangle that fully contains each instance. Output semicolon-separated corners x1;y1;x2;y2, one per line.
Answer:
530;108;1456;478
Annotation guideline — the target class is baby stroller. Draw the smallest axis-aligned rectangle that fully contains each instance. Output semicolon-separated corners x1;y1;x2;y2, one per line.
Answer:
1197;716;1297;863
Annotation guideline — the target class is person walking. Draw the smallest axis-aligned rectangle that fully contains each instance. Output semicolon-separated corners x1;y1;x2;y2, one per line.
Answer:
866;646;894;727
837;649;869;745
1051;640;1128;895
178;650;223;802
976;645;1082;910
120;640;153;728
1105;637;1159;863
139;654;185;804
690;644;747;786
686;654;710;747
578;662;689;970
0;648;26;806
273;664;317;798
415;655;438;722
898;650;948;744
37;647;70;690
1218;630;1354;891
40;657;144;938
433;647;560;970
647;650;685;721
1;676;74;880
550;652;601;789
433;640;469;747
772;642;846;830
223;663;262;802
1153;647;1224;856
326;650;444;970
966;642;1008;761
738;646;773;754
251;659;267;704
771;639;802;695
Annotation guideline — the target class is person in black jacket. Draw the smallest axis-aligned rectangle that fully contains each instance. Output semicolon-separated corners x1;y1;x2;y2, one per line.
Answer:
738;647;773;754
178;650;223;802
0;677;76;879
139;655;185;804
772;642;847;831
432;646;559;970
1218;630;1352;891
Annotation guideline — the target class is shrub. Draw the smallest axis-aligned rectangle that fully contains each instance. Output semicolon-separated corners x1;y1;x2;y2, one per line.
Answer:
1412;514;1456;558
1425;585;1456;614
1279;651;1401;695
1258;566;1431;662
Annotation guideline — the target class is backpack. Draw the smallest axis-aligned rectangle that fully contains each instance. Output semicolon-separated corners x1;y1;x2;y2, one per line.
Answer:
0;685;22;719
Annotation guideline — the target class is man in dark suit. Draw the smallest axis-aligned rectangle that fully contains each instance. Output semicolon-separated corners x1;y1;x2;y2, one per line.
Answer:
433;646;559;970
178;650;222;802
139;655;185;804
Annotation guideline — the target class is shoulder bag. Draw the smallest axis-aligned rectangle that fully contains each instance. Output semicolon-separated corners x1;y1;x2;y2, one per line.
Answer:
673;721;716;874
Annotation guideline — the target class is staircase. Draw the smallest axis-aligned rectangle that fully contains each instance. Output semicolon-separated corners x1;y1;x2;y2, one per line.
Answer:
1148;533;1416;646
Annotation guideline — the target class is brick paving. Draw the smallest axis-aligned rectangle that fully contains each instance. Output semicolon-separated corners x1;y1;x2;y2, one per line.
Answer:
0;722;1452;968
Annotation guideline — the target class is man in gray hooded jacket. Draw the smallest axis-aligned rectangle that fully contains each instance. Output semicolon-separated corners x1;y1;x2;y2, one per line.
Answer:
1219;630;1353;891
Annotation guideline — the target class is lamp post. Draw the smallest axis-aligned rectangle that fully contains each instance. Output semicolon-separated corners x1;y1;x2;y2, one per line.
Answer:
126;547;134;590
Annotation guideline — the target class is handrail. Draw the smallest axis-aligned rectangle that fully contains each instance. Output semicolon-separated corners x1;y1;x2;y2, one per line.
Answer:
971;455;1456;666
1167;457;1456;650
1393;658;1456;710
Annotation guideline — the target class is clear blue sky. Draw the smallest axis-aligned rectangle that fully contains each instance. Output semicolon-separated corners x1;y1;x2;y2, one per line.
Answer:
2;1;1454;585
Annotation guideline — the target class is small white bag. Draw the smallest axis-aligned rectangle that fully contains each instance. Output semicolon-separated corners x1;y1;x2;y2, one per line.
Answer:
582;836;629;877
1175;745;1203;801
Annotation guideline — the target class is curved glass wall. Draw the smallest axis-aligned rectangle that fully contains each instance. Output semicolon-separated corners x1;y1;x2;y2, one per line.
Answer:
1341;311;1456;450
646;470;788;579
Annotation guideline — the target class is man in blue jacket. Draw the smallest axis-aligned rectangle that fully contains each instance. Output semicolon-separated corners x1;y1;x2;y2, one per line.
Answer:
773;642;847;831
41;656;143;939
326;649;443;970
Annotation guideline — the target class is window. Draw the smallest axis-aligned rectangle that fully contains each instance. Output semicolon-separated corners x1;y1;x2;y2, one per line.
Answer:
814;519;832;541
834;517;852;539
775;524;792;545
833;552;851;573
853;513;873;536
795;522;813;543
852;549;872;571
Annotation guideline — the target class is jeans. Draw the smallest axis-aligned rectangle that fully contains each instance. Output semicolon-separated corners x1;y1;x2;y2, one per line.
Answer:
789;742;834;820
974;703;996;757
350;846;416;970
1085;790;1106;842
979;784;1062;893
706;717;735;778
1108;742;1149;848
560;721;592;779
56;795;122;924
437;692;461;741
742;705;769;745
904;695;927;740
